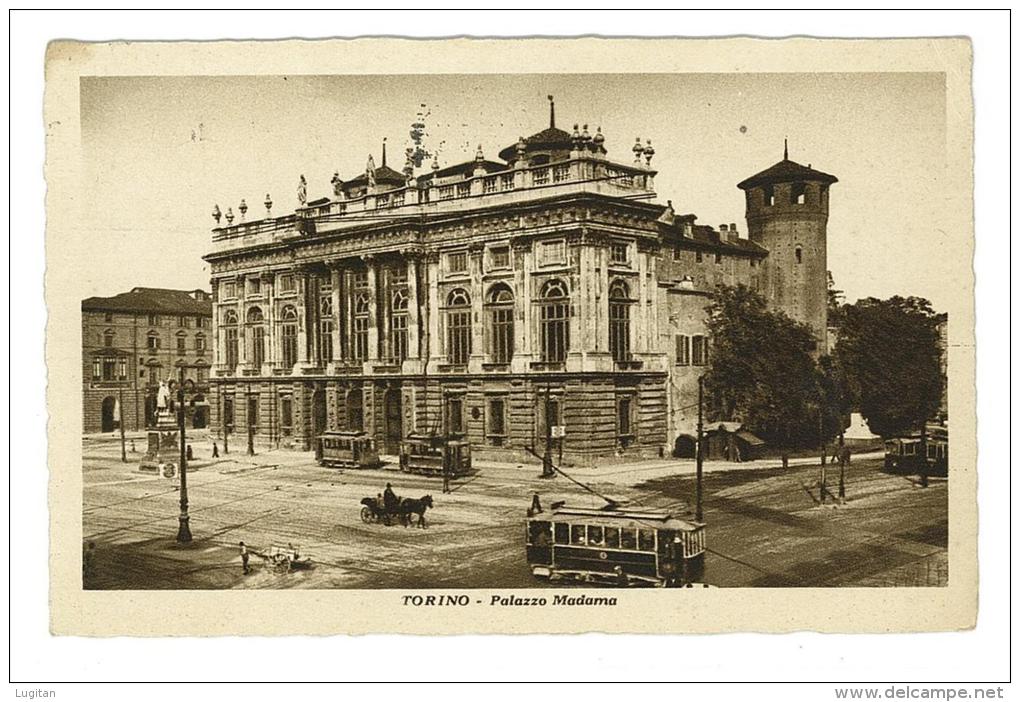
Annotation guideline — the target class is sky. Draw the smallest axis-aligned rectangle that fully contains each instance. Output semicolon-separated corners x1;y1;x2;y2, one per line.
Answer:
79;72;948;309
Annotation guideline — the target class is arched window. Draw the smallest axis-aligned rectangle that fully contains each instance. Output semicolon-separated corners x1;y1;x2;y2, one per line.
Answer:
346;388;364;432
352;292;370;361
446;288;471;365
280;305;298;369
486;284;515;364
146;330;160;351
795;245;803;264
608;280;632;363
176;330;187;353
103;329;115;348
390;289;409;363
223;309;239;369
319;296;334;363
539;279;570;363
247;306;265;368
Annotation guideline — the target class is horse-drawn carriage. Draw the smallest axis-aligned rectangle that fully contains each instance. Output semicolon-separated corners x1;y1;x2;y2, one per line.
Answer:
399;433;472;478
316;430;380;469
360;493;434;528
262;544;313;573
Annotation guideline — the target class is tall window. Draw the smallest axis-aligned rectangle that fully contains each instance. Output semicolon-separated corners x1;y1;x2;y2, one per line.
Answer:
539;279;570;363
278;274;296;293
223;309;239;369
92;358;102;379
447;251;468;274
486;284;514;364
352;292;370;361
487;397;507;444
319;296;334;363
446;395;465;435
179;316;190;328
176;332;187;352
223;397;235;430
280;305;298;369
390;289;409;363
795;246;803;264
617;395;634;443
103;330;114;348
446;288;471;365
195;334;206;353
608;280;632;363
692;335;709;366
246;307;265;368
346;389;363;431
147;331;160;350
280;397;293;436
675;334;691;366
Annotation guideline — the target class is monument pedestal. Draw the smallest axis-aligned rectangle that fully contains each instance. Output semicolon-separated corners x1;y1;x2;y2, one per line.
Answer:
138;411;180;476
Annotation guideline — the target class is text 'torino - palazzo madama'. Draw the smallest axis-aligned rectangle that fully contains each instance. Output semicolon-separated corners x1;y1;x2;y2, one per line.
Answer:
204;98;836;465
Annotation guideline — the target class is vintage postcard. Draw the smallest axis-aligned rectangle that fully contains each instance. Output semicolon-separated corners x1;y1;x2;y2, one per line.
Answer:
46;36;976;635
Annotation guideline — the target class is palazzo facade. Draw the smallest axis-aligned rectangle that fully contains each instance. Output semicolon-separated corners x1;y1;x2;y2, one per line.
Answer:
204;104;835;464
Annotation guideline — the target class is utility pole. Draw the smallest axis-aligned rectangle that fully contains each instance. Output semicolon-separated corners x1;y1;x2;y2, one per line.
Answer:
541;385;555;479
247;387;255;457
919;422;929;488
118;385;127;463
838;431;846;501
695;375;704;522
819;410;826;504
221;386;229;454
176;365;192;543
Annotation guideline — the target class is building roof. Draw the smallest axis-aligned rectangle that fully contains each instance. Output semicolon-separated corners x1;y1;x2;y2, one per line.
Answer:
737;158;838;190
82;287;212;316
342;165;408;189
421;159;508;181
498;126;574;162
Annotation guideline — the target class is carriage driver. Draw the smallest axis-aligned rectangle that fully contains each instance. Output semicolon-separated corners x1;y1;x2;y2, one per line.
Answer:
383;483;398;512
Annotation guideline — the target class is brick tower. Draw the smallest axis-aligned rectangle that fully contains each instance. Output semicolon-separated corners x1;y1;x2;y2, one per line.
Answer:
738;141;837;353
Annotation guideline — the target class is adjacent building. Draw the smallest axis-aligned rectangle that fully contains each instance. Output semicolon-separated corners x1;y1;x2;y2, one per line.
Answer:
203;101;835;464
82;287;213;433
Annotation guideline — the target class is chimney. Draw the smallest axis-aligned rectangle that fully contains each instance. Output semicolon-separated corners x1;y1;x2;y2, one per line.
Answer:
720;224;728;232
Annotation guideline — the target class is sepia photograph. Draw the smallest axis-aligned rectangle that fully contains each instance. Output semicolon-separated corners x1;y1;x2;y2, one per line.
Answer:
75;71;955;593
36;29;982;643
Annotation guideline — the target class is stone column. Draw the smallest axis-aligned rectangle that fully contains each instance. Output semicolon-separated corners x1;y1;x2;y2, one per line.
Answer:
342;268;354;362
469;243;485;370
296;269;310;366
425;252;441;365
405;252;421;368
236;275;247;369
512;240;531;372
262;270;275;373
330;265;342;370
365;256;379;363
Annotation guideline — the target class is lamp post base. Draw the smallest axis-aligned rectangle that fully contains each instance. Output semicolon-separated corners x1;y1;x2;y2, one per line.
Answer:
176;515;192;543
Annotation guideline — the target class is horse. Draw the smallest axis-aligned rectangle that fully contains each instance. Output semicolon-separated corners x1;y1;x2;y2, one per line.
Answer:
399;495;434;529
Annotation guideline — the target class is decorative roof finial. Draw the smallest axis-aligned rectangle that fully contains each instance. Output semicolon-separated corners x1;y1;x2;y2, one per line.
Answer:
238;198;248;221
633;137;644;165
331;171;344;198
593;126;605;149
581;124;591;142
548;95;555;128
431;153;440;171
212;204;221;224
225;207;234;225
264;193;273;215
644;139;655;166
784;137;789;161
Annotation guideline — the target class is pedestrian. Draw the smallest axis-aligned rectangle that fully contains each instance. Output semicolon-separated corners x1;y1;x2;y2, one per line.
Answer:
186;444;194;461
529;492;543;516
839;445;851;468
83;541;96;579
212;442;219;458
239;541;250;575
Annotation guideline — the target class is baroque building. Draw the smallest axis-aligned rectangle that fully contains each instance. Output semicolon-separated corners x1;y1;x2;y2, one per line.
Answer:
82;287;213;433
204;101;835;464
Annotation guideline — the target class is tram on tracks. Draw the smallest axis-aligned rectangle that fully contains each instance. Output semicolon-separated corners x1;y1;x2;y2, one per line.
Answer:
316;430;381;469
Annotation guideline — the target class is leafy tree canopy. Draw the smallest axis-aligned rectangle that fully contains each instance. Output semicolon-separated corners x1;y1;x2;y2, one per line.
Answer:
834;296;943;437
704;285;823;449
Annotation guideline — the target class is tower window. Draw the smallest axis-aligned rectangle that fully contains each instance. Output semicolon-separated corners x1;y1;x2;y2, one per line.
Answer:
792;182;807;205
795;246;803;264
763;185;775;207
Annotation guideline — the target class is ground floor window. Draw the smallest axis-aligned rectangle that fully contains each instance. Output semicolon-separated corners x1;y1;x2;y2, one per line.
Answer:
487;397;507;445
247;395;258;431
617;395;635;447
223;397;234;430
347;389;364;432
446;395;465;435
280;396;293;436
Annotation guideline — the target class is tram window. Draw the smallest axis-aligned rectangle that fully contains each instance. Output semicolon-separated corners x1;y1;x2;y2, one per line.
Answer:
587;526;604;545
658;530;675;553
554;523;569;545
620;529;637;550
528;521;551;545
638;529;655;551
571;525;587;545
605;527;620;549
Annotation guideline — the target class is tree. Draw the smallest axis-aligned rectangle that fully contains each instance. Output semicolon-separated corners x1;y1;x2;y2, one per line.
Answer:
703;285;822;465
827;271;845;328
834;296;942;438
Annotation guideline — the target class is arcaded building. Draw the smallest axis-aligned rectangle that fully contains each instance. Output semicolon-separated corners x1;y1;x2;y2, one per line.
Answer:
203;103;835;464
82;287;213;433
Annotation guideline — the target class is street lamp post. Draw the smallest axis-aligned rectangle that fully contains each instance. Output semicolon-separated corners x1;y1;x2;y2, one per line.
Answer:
540;385;555;479
247;386;255;457
176;364;192;543
695;375;704;523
